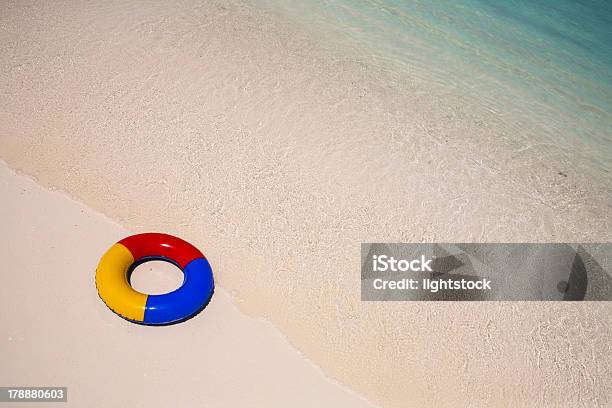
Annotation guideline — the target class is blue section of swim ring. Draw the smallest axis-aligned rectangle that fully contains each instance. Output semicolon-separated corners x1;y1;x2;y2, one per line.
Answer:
143;257;214;325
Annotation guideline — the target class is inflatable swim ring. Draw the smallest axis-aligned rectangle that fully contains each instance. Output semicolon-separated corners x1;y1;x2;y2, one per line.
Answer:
95;233;214;325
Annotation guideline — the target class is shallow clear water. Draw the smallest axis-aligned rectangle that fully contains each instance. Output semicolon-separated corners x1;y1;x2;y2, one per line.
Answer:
255;0;612;174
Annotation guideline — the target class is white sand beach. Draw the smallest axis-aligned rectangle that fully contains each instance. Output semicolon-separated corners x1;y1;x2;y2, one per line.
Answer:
1;0;611;406
0;160;376;407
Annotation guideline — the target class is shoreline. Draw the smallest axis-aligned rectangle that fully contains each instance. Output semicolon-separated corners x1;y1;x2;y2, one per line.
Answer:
0;160;377;407
2;0;611;406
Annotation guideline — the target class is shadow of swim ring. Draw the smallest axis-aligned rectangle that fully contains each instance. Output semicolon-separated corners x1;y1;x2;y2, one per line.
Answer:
95;233;214;325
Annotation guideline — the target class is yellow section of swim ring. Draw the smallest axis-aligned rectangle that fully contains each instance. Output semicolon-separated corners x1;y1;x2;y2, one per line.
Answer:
95;243;147;322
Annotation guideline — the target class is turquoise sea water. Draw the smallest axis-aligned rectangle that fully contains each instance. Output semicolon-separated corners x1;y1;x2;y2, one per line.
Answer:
256;0;612;174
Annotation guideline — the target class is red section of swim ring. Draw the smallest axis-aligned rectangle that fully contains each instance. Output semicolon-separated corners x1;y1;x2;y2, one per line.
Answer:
119;233;205;269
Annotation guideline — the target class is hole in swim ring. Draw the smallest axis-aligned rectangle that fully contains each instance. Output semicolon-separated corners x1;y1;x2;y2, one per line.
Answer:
129;260;184;295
